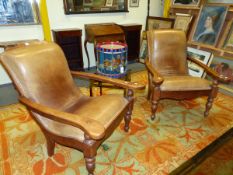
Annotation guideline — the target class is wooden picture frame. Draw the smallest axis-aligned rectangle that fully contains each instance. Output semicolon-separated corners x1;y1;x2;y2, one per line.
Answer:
0;0;40;26
223;20;233;51
130;0;139;7
206;56;233;94
187;47;213;78
146;16;175;31
192;5;228;46
172;0;201;8
174;13;193;34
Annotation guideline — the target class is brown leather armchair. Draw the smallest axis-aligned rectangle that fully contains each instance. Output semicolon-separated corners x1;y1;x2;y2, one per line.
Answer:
146;30;228;120
0;41;144;175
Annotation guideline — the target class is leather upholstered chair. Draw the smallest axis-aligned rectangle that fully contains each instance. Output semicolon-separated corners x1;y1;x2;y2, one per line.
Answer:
146;30;228;120
0;41;144;175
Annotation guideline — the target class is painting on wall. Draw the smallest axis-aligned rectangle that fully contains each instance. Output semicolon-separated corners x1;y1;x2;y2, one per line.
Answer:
172;0;201;8
187;47;213;78
206;56;233;93
192;5;228;46
0;0;40;25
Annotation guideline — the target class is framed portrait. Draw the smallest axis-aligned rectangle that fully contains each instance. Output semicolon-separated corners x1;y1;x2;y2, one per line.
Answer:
105;0;113;7
223;21;233;51
0;0;40;26
172;0;201;8
139;39;147;63
174;13;193;34
130;0;139;7
207;0;233;4
192;5;228;46
146;16;175;31
206;56;233;94
187;47;213;78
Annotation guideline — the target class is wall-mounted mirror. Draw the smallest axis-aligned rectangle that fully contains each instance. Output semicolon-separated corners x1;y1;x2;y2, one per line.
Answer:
63;0;128;14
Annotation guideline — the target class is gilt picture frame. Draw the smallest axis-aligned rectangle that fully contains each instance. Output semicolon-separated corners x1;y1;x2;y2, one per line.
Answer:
146;16;175;31
174;13;193;34
187;47;213;78
0;0;40;26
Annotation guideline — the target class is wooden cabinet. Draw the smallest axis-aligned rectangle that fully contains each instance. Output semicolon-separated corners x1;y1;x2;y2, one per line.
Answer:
52;28;84;71
119;24;142;62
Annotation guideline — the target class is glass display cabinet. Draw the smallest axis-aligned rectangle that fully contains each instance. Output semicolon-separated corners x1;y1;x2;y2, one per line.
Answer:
63;0;128;14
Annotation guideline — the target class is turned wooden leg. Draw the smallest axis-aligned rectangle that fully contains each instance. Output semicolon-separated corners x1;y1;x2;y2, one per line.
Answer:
84;134;97;175
85;156;96;175
204;80;218;117
124;89;134;132
45;136;55;157
89;80;93;97
204;96;214;117
147;75;152;100
151;86;161;120
151;100;159;120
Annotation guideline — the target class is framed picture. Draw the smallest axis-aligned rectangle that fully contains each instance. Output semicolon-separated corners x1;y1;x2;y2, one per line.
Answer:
174;13;193;34
207;0;233;4
192;5;228;46
172;0;201;8
146;16;175;31
0;0;40;26
223;20;233;51
187;47;213;78
83;0;94;6
105;0;113;7
130;0;139;7
139;39;147;63
207;56;233;94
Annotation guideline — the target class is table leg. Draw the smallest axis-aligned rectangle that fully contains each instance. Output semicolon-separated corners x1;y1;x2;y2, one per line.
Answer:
84;39;90;70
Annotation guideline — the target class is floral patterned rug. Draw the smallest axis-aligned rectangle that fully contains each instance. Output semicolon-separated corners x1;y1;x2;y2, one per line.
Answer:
0;71;233;175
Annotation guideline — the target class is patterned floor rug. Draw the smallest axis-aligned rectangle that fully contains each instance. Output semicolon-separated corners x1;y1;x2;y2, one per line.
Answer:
0;71;233;175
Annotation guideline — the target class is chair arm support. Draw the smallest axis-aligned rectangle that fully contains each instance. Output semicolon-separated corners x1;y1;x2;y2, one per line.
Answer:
187;56;230;82
71;71;145;90
19;96;106;140
145;59;164;85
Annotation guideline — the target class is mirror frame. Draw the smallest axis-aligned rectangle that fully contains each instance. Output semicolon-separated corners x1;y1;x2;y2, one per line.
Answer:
63;0;129;14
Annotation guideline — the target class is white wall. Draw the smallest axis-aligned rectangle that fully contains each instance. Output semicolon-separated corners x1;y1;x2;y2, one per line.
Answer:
0;0;162;85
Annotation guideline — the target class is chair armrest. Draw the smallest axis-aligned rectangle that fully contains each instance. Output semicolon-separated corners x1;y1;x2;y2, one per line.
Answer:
187;56;230;82
71;71;145;90
19;96;105;140
145;59;164;85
